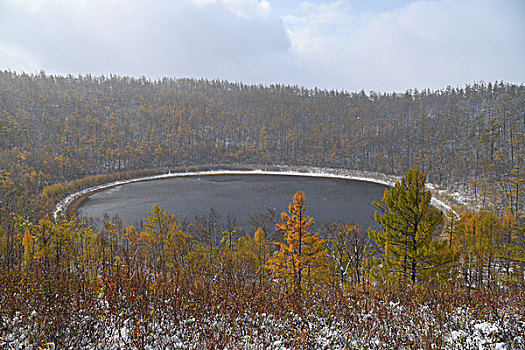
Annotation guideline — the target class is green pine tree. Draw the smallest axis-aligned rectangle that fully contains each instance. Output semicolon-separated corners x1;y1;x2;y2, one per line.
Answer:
368;168;451;284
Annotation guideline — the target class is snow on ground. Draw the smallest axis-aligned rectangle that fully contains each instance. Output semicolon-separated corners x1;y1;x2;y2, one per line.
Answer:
1;296;522;349
53;166;461;220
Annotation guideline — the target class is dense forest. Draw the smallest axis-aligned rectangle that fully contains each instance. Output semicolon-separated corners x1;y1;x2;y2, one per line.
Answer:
0;71;524;348
0;71;523;216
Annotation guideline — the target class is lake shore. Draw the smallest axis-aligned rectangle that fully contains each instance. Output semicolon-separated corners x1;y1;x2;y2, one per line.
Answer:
54;165;460;220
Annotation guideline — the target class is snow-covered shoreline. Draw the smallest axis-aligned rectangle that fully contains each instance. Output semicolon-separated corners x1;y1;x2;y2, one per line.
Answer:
53;166;457;220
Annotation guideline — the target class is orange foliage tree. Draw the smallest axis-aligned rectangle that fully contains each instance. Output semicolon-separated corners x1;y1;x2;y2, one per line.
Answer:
266;191;327;298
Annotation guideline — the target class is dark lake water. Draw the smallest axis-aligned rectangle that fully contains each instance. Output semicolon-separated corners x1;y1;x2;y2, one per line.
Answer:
78;174;388;230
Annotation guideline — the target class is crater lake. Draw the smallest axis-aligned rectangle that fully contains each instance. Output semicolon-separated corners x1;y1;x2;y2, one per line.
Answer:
78;174;388;230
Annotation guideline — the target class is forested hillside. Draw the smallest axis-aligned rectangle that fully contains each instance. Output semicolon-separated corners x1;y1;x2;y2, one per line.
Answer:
1;71;523;217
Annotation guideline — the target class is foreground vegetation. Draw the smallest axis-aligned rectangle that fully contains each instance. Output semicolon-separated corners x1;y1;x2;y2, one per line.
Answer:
2;271;523;349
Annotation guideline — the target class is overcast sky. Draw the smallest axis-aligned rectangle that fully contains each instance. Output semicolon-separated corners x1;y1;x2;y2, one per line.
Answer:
0;0;524;92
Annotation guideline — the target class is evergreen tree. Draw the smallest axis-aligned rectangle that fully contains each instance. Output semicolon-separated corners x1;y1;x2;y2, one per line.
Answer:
369;168;450;284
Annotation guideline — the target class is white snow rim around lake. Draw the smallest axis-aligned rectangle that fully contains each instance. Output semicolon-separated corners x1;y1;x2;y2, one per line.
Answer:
53;166;457;220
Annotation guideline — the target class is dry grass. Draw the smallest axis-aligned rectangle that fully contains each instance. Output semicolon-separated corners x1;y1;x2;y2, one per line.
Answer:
1;267;523;349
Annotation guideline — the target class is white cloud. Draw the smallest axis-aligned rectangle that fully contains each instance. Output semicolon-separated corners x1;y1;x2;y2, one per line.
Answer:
192;0;273;19
0;41;40;72
7;0;43;12
0;0;523;91
0;0;290;82
283;0;525;91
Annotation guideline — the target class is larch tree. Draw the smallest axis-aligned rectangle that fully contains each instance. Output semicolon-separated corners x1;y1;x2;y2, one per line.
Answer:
456;208;525;286
144;203;179;271
369;168;450;284
498;208;525;284
33;217;56;272
21;223;34;269
164;218;191;275
266;191;327;298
